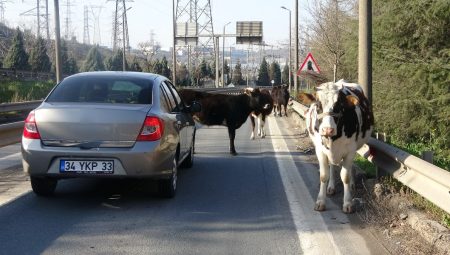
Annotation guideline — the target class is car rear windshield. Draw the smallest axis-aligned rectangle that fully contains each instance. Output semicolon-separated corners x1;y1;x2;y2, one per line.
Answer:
46;75;153;104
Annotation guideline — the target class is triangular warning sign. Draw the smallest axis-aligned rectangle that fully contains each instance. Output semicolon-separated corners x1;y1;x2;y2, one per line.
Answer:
297;52;321;75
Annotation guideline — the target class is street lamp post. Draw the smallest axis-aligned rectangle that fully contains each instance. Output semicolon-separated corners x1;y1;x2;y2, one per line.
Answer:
294;0;299;92
54;0;62;83
222;22;231;87
281;6;291;91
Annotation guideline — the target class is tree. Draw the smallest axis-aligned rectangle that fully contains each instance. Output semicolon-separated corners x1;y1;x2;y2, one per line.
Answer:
81;45;105;71
105;49;127;71
232;59;244;85
29;37;51;72
176;63;190;86
65;55;79;74
223;59;230;85
269;61;282;86
129;57;142;72
160;56;171;79
51;40;78;75
307;0;354;80
3;27;30;70
282;62;290;85
257;57;270;86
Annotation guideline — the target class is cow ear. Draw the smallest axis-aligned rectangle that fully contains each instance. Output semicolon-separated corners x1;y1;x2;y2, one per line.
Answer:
298;93;316;105
345;95;359;107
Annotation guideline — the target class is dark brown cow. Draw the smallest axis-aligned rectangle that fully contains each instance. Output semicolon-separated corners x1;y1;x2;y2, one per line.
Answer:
272;85;290;117
179;88;268;155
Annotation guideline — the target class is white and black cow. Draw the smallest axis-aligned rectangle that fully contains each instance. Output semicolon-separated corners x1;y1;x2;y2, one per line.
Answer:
179;88;269;155
298;80;374;213
245;88;274;139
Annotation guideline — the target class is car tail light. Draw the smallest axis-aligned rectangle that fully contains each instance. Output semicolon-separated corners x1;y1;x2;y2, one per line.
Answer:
23;111;41;139
137;116;164;141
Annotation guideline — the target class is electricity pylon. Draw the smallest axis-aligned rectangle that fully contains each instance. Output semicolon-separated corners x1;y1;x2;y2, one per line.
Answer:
175;0;216;67
108;0;133;52
20;0;50;40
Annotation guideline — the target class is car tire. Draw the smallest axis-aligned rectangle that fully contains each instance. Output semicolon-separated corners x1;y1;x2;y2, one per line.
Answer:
158;156;178;198
180;136;195;169
30;177;57;196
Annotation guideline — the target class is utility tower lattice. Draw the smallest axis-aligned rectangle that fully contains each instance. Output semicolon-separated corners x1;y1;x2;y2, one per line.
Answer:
62;0;75;40
108;0;132;52
0;0;7;24
20;0;50;40
90;5;103;45
83;5;90;45
175;0;216;64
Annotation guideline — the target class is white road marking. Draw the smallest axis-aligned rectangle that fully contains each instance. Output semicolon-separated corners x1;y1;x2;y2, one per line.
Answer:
268;117;342;254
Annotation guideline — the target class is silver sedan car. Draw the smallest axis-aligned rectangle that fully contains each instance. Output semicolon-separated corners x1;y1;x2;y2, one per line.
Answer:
21;71;200;198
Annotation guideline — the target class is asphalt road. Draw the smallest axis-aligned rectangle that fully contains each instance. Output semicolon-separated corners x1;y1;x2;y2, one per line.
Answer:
0;116;389;255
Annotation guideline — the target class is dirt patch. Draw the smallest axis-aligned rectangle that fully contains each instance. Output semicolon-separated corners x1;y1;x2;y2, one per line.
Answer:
285;108;450;255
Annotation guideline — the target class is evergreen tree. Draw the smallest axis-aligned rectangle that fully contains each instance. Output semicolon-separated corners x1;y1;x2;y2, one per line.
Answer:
232;60;244;85
257;57;270;86
282;63;290;85
29;37;51;72
176;63;190;86
269;61;281;86
160;56;171;78
65;55;79;74
105;49;127;71
223;59;230;84
51;40;78;75
152;59;162;74
81;45;105;71
3;27;30;70
129;57;142;72
208;60;215;80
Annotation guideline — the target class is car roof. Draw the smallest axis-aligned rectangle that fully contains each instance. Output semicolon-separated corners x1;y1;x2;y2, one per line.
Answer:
64;71;165;82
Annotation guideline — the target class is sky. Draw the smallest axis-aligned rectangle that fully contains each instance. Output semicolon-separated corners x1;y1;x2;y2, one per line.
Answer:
3;0;311;50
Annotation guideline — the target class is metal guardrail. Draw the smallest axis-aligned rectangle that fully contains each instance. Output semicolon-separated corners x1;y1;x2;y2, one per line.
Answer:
0;101;42;147
290;100;450;215
0;100;42;113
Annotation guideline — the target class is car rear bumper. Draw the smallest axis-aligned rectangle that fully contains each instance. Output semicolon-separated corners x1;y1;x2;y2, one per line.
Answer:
21;137;175;179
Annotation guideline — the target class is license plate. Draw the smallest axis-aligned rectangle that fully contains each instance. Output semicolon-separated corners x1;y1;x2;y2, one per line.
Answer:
60;160;114;174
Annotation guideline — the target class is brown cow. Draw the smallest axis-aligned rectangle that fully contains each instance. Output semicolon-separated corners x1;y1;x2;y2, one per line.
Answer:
179;88;269;155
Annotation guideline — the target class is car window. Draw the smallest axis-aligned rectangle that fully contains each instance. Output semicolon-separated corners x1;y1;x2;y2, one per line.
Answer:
159;86;171;112
164;81;185;108
161;82;179;112
46;75;153;104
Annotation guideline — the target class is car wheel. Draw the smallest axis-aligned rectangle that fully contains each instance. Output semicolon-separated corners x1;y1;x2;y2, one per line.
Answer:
158;156;178;198
30;177;57;196
180;137;195;169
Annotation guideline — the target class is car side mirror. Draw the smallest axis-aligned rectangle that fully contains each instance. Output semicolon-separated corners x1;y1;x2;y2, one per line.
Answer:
189;101;202;113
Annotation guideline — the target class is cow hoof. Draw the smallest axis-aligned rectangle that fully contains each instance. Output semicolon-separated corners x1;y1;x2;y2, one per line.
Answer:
230;151;238;156
327;187;336;195
342;203;354;214
314;201;326;211
250;135;255;140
